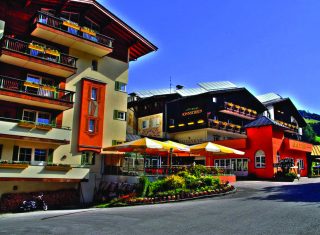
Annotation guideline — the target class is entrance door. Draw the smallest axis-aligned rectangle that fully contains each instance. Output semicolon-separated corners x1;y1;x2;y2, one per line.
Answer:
234;158;248;177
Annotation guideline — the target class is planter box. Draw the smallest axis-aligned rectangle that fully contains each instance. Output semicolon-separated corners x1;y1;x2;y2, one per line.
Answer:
45;49;60;57
28;44;45;52
80;27;96;36
0;163;29;169
18;122;36;129
24;82;40;89
45;165;71;172
36;124;52;131
62;21;80;30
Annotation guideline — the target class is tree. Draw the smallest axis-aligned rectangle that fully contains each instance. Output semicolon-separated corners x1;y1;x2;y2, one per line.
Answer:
302;124;316;143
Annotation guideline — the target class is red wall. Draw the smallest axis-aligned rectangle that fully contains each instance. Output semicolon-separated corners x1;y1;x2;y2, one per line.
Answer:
78;79;106;153
213;125;311;179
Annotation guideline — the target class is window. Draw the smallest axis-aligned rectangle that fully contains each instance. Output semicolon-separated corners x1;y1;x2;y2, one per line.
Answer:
115;81;127;92
114;110;126;121
22;110;51;124
297;159;304;169
34;149;47;162
61;11;79;23
151;118;160;128
26;74;41;84
84;17;100;32
255;150;266;168
91;88;97;100
92;60;98;71
81;151;95;165
88;119;96;133
19;148;32;162
169;119;175;126
142;120;149;129
22;110;37;122
37;112;50;124
212;97;217;103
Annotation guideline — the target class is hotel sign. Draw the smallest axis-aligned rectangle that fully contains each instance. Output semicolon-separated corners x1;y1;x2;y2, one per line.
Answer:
182;107;203;117
286;139;313;152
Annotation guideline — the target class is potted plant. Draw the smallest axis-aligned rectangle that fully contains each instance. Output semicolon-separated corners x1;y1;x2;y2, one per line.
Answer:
24;81;40;89
45;163;71;171
45;48;60;57
28;43;45;52
17;120;36;129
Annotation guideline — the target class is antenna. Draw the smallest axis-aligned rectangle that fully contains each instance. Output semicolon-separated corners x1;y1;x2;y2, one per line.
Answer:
170;76;172;93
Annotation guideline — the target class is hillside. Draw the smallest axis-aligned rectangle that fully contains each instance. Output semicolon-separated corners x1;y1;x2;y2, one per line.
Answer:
299;110;320;144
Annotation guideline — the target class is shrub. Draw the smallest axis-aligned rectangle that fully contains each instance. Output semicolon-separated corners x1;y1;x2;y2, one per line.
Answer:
201;176;220;187
188;165;208;177
162;175;186;191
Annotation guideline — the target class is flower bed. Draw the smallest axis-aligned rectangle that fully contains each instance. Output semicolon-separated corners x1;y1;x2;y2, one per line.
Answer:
95;165;236;208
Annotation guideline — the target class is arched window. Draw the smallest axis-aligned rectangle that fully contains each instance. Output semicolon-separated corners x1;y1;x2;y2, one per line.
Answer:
255;150;266;168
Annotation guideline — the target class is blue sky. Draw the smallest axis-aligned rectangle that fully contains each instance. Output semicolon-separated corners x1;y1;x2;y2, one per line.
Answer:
100;0;320;114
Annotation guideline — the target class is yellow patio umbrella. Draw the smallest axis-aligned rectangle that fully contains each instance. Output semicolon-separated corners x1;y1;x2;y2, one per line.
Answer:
103;137;178;153
189;142;245;155
164;140;190;152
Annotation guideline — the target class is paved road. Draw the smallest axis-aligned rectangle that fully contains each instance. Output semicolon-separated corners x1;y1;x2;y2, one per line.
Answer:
1;178;320;235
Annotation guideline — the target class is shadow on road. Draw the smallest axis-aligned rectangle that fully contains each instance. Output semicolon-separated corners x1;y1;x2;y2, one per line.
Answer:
246;182;320;204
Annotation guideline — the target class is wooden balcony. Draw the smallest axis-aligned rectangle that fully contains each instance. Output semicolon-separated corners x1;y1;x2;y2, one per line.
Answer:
0;75;74;110
275;120;299;134
31;12;114;57
220;102;257;120
208;119;246;138
0;118;71;145
0;37;77;78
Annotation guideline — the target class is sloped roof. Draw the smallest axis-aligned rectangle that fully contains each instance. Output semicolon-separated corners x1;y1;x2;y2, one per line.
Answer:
244;116;288;129
256;93;282;104
133;81;238;99
312;145;320;156
198;81;238;91
176;87;207;97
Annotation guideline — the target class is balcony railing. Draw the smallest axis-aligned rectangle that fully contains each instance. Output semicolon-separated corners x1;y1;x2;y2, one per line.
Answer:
0;75;75;103
223;102;257;119
1;36;77;68
34;11;114;49
275;120;299;133
208;119;245;134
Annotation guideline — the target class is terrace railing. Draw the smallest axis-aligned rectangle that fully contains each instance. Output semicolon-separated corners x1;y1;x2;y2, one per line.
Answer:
1;36;77;68
34;11;114;49
0;75;75;103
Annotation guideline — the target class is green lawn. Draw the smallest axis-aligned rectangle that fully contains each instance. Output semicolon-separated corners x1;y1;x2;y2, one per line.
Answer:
316;136;320;143
305;118;320;124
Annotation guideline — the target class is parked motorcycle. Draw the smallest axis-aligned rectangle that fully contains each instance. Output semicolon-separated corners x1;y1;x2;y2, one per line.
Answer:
20;194;48;212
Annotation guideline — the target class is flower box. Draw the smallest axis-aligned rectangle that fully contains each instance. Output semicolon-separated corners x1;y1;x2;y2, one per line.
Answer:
80;27;97;36
28;43;45;52
24;81;40;89
0;163;29;169
62;20;80;30
45;165;71;172
42;85;56;92
45;49;60;57
36;124;52;131
18;121;36;129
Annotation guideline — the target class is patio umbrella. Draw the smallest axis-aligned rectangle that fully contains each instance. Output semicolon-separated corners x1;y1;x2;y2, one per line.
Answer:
189;142;245;155
103;137;177;153
164;140;190;152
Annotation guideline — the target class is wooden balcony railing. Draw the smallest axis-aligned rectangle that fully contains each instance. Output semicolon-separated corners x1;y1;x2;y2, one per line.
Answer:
275;120;299;132
0;75;75;103
224;102;257;118
208;119;244;134
34;11;114;49
1;36;77;68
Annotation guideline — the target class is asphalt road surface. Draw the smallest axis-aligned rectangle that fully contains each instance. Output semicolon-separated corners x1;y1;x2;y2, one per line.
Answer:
1;179;320;235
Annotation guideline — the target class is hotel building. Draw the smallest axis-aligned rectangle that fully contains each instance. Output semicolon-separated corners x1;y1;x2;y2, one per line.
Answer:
0;0;156;202
128;82;313;179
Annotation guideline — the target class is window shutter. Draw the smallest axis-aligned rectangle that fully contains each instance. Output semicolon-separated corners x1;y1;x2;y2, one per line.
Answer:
12;145;19;161
47;149;54;163
124;112;127;121
113;110;118;120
